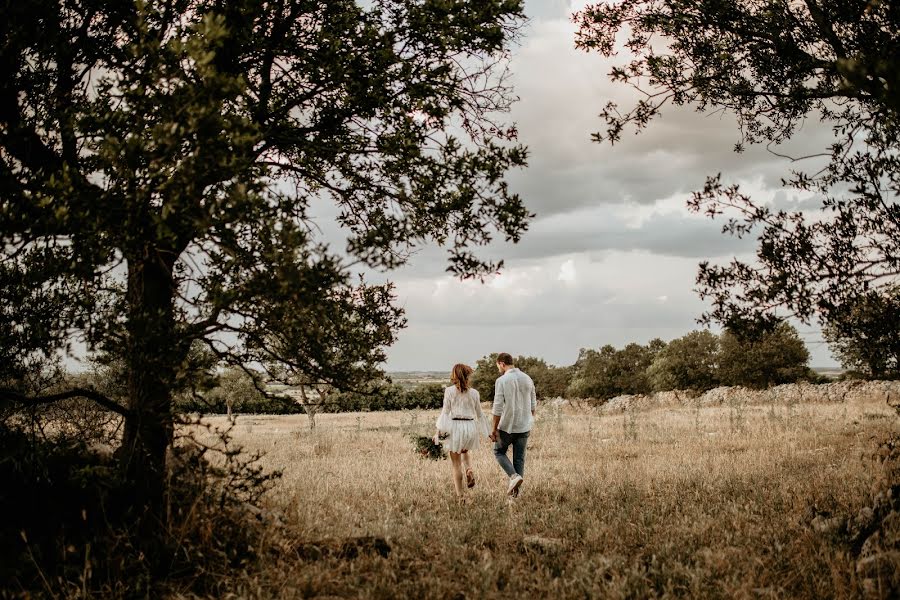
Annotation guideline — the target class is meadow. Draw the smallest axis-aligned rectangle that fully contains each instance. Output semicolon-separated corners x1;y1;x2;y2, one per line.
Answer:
193;396;898;599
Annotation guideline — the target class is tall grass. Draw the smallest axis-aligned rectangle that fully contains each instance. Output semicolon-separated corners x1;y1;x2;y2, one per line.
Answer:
193;399;897;598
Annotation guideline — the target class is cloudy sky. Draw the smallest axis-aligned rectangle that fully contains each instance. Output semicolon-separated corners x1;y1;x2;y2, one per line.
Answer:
373;0;837;370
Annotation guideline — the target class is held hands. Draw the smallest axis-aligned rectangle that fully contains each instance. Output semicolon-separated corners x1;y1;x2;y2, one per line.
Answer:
489;429;498;442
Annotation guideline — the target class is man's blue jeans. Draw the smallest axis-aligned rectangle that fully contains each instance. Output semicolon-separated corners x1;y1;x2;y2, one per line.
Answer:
493;430;529;478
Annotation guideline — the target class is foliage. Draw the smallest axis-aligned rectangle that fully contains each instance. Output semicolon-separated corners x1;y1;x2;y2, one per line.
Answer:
718;323;812;389
410;434;447;461
567;340;665;400
472;353;572;402
472;353;501;402
575;0;900;337
647;330;719;393
823;286;900;379
566;327;812;397
215;401;897;598
0;419;281;597
325;382;445;413
0;0;530;544
403;383;448;410
517;356;573;399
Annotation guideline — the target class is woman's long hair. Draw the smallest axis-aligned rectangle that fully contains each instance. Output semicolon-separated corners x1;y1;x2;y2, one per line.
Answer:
451;363;474;393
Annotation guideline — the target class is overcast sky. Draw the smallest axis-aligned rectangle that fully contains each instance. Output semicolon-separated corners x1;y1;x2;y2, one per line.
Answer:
370;0;838;371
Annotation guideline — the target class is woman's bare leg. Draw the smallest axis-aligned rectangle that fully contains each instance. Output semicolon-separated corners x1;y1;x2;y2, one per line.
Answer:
461;450;473;472
449;452;465;496
461;450;474;487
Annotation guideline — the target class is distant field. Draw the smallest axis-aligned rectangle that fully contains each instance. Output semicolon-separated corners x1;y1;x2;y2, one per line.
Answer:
195;396;896;598
812;366;846;379
388;371;449;389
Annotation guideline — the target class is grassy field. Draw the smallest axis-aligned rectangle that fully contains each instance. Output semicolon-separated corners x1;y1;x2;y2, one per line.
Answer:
195;397;897;599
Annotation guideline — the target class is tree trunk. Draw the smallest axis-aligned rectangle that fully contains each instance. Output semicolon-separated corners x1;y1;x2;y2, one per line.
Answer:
120;248;178;558
298;385;317;431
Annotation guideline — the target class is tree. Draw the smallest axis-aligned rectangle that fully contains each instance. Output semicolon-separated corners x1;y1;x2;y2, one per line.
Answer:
1;0;529;549
472;353;501;402
292;379;339;431
822;286;900;379
471;354;572;402
718;323;811;389
542;364;574;399
205;366;265;423
647;330;719;393
513;356;572;399
567;340;664;399
575;0;900;334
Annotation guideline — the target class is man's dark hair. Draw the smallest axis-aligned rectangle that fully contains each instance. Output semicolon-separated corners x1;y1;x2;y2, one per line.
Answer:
496;352;514;366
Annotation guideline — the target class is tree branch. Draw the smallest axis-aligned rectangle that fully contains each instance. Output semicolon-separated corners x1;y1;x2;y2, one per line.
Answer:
1;387;132;418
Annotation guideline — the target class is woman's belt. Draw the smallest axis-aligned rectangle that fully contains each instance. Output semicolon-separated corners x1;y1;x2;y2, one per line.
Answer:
452;417;474;421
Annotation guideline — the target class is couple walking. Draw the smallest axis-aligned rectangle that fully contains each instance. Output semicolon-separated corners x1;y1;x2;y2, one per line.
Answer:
433;352;535;501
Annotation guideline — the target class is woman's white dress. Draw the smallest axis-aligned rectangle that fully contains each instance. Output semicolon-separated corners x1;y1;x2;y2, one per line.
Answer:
435;385;490;453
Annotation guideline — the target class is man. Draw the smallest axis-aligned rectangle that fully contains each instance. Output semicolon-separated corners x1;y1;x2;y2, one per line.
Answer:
490;352;536;499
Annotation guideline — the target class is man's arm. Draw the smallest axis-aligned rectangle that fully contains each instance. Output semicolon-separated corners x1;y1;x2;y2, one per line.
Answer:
530;379;537;416
491;378;505;441
491;414;501;441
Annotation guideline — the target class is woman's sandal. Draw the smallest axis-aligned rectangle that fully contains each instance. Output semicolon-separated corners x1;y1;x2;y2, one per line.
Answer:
465;468;475;489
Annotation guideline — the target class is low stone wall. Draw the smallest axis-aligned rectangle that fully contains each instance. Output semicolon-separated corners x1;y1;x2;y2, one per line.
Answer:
554;379;900;413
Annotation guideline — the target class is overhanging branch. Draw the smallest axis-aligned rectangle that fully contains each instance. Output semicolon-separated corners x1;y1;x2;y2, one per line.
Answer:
1;387;132;418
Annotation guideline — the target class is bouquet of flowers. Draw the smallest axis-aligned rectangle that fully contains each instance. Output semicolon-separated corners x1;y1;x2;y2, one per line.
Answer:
411;433;448;460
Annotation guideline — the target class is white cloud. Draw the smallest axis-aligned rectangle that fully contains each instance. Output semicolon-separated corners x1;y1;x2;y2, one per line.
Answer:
317;2;841;370
558;258;577;283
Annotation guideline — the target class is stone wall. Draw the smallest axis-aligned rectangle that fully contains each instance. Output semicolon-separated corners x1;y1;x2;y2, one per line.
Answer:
555;379;900;413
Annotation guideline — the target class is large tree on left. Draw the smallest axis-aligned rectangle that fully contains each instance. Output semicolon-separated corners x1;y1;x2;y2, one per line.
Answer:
0;0;529;543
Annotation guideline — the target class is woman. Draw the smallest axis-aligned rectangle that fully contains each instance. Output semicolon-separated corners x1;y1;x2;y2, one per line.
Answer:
435;363;490;498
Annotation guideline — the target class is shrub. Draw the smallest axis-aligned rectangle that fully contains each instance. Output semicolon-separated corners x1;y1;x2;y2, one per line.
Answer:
325;382;444;412
0;417;281;597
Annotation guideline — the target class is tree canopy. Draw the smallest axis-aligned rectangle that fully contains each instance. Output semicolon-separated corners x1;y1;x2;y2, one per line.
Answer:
1;0;530;544
576;0;900;338
718;323;811;389
822;286;900;378
472;353;572;401
647;330;719;393
567;340;665;400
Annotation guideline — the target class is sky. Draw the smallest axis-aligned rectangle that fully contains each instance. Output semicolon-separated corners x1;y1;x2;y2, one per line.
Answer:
354;1;839;371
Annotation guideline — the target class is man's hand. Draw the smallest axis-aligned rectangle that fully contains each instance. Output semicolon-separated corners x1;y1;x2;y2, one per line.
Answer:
489;430;498;442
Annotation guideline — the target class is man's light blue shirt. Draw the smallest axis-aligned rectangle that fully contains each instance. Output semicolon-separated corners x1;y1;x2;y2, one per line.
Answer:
492;367;536;434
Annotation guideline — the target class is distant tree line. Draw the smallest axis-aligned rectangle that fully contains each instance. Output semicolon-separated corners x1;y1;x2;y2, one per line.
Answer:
64;320;883;414
472;323;823;403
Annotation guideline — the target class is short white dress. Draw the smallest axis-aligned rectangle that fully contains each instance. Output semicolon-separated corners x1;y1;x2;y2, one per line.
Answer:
436;385;490;453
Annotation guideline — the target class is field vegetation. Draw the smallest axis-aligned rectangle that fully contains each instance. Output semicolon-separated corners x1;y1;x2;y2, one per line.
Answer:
183;394;898;599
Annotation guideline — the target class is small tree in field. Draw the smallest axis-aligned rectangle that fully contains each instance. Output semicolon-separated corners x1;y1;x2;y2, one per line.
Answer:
295;381;334;432
0;0;530;555
205;366;265;423
647;330;719;394
718;323;811;389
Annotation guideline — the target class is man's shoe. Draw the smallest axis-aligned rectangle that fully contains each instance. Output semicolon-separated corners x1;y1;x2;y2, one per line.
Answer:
507;474;523;496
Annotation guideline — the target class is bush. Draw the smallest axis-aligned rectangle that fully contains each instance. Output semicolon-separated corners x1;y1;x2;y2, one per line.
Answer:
326;382;444;412
0;417;281;597
718;323;810;389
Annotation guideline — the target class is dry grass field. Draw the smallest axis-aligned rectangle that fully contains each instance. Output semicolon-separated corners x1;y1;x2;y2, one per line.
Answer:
193;397;898;599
